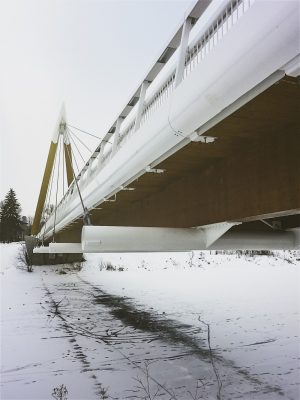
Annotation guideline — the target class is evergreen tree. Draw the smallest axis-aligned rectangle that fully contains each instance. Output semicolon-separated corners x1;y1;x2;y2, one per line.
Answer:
0;189;22;242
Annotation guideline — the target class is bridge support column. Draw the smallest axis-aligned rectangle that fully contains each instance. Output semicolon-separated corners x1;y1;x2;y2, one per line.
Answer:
31;105;71;235
31;140;58;235
64;138;73;186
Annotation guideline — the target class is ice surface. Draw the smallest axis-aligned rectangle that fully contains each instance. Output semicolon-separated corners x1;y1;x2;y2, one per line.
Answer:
1;244;299;399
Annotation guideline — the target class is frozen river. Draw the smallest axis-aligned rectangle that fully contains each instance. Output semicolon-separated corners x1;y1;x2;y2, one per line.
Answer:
1;244;299;399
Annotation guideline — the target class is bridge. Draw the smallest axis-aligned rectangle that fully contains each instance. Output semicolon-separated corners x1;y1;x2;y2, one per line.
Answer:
31;0;300;255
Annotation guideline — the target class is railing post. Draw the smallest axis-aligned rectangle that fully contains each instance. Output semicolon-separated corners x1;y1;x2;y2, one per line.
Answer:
134;80;149;132
97;142;105;167
174;17;192;88
111;117;123;156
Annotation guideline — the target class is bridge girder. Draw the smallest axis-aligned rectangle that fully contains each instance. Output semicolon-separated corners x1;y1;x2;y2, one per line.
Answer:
49;75;300;244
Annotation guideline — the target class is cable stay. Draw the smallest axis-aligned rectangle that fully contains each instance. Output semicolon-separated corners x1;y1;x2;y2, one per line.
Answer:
67;123;101;140
67;123;112;144
64;130;91;226
67;128;86;165
67;127;93;153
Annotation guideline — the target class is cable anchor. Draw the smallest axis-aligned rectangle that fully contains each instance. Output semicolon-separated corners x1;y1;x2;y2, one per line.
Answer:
83;208;92;226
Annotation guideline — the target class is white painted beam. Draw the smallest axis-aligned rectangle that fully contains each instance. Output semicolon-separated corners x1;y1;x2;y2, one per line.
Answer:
49;243;83;254
81;223;236;252
33;246;49;254
282;54;300;78
209;230;299;250
34;226;300;254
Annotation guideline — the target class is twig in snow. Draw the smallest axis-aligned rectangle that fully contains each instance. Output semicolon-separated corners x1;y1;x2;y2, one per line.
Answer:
98;383;110;399
187;378;207;400
133;361;176;400
53;298;64;314
198;317;223;400
45;296;69;321
52;384;68;400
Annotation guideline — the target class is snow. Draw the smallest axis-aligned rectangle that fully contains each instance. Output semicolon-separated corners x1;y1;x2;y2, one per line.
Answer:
1;244;299;399
0;244;96;400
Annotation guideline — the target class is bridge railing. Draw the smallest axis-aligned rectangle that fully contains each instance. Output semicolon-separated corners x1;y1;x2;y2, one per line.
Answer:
141;73;176;127
185;0;254;78
118;120;136;148
111;0;255;156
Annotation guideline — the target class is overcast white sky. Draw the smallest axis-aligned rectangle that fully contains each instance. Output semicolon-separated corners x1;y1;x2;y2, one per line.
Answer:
0;0;193;216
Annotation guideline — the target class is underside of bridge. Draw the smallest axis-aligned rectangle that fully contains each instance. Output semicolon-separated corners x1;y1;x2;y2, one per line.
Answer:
56;76;300;243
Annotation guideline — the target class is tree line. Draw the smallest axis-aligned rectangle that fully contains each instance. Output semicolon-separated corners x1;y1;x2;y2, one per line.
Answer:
0;188;31;242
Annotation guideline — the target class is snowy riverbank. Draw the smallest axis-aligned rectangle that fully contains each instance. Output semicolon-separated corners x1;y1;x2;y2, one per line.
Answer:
1;244;299;399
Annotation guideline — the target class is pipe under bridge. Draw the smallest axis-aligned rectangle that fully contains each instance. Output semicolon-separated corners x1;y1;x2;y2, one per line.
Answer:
32;0;300;253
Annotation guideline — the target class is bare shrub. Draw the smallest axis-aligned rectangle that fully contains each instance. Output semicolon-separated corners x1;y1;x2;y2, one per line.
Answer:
168;257;179;268
105;262;116;271
99;260;117;271
74;262;82;271
188;251;195;268
139;259;149;270
275;250;297;265
58;270;67;275
17;244;33;272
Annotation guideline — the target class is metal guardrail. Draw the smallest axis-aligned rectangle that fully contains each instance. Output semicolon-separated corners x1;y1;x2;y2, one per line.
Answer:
141;73;176;127
185;0;254;77
115;0;254;152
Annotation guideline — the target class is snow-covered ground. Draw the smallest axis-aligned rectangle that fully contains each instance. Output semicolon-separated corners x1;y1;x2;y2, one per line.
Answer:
1;243;299;399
